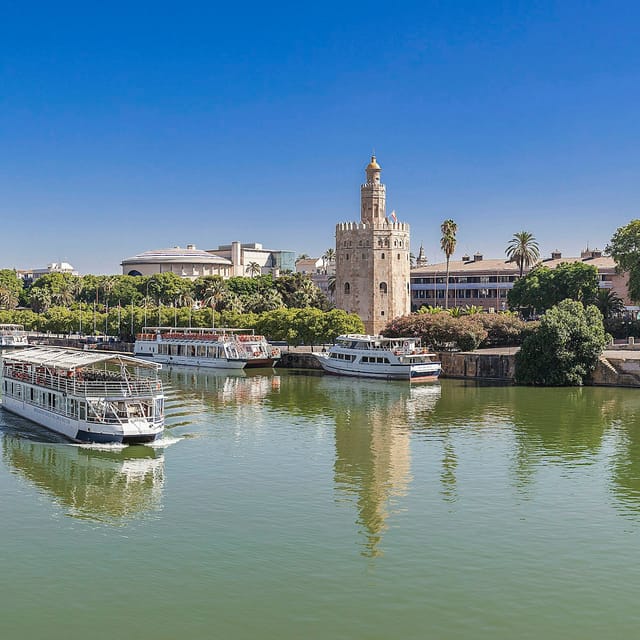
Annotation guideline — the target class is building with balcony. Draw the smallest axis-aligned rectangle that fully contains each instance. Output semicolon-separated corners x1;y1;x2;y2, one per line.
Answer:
410;248;630;312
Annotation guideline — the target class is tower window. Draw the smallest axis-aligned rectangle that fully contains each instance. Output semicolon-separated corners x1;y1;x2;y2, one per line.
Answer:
346;254;349;260
362;253;366;260
379;282;388;294
381;253;385;260
344;282;351;294
397;253;401;260
381;310;385;316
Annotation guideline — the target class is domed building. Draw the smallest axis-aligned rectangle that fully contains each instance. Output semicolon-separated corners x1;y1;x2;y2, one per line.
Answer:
121;244;232;279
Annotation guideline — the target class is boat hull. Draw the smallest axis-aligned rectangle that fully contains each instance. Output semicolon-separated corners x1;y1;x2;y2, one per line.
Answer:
243;357;279;369
134;353;246;370
1;397;163;444
315;356;441;382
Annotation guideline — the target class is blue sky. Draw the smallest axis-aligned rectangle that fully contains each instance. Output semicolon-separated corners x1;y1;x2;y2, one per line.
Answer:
1;0;638;274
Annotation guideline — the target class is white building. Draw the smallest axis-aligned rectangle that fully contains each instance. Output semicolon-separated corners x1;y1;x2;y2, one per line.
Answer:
121;245;232;279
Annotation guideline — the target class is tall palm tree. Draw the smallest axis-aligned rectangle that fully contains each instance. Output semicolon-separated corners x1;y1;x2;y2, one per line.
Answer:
246;261;262;277
322;248;335;273
506;231;540;278
440;219;458;309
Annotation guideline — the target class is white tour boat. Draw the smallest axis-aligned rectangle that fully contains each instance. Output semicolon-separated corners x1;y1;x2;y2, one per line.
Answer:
134;327;279;369
0;324;29;347
0;347;164;444
314;334;442;382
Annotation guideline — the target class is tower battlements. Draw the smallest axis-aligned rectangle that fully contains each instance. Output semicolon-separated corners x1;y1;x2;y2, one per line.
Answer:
336;221;409;232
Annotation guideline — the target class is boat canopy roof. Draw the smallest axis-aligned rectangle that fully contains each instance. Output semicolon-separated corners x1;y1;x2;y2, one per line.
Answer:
1;347;161;371
336;334;419;343
143;326;255;334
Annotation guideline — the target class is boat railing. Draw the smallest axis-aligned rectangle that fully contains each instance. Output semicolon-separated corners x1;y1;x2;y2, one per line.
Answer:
4;369;161;398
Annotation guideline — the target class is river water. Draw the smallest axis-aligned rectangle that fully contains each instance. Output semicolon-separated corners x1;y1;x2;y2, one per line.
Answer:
1;367;640;639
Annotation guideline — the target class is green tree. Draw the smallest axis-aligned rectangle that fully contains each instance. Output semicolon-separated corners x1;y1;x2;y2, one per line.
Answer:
606;220;640;302
508;262;599;315
440;219;457;309
515;299;609;386
0;270;24;308
29;287;52;313
506;231;540;278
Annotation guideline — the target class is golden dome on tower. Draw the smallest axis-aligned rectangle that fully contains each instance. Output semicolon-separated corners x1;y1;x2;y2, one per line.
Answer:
366;155;381;170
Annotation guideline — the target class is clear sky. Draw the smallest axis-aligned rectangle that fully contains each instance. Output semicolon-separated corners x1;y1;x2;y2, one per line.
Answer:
1;0;638;274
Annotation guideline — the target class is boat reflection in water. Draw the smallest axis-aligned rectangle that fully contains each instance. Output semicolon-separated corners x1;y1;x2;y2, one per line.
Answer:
2;436;164;523
317;376;442;557
164;365;280;406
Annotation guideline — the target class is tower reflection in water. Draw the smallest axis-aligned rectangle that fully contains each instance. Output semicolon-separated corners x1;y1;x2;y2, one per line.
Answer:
3;437;164;524
321;377;441;557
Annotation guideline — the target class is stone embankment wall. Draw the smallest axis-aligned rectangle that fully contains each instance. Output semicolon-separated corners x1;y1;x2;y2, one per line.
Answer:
592;354;640;387
437;351;516;381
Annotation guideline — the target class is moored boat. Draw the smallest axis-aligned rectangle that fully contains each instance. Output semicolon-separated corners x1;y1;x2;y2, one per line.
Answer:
1;346;164;444
313;334;441;382
134;327;279;369
0;324;29;348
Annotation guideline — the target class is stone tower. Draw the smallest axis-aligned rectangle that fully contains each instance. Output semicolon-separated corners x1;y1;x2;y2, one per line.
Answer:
335;156;411;335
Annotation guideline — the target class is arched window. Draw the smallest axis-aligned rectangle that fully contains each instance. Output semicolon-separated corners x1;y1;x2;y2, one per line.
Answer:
344;282;351;294
381;253;385;260
127;270;142;277
379;282;388;294
397;253;401;260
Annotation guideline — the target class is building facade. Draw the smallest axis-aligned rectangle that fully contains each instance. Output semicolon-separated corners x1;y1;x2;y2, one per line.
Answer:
335;156;411;335
121;245;232;279
208;242;296;277
410;248;631;312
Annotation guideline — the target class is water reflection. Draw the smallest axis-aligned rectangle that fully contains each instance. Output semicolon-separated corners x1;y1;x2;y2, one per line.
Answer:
164;366;278;407
318;378;441;557
2;437;164;523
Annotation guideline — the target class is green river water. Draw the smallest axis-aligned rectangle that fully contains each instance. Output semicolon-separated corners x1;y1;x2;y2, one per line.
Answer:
1;367;640;639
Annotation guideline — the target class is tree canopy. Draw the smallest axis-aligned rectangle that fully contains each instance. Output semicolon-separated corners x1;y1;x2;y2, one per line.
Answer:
508;262;599;315
606;220;640;302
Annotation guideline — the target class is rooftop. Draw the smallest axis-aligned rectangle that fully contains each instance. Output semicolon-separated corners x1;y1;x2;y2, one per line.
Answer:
122;245;231;265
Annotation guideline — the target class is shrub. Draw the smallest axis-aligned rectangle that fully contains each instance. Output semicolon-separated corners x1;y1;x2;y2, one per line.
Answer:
515;299;609;386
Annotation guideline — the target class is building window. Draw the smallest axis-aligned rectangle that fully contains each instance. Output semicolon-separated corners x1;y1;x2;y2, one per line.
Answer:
362;253;366;260
381;310;385;316
379;282;388;294
397;253;401;260
346;254;349;260
381;253;385;259
344;282;351;294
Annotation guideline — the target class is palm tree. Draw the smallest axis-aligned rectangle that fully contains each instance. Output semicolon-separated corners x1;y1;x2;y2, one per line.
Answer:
506;231;540;278
440;219;458;309
0;286;18;310
246;261;262;277
29;288;52;313
322;248;335;273
327;274;336;296
593;288;625;319
202;279;227;313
